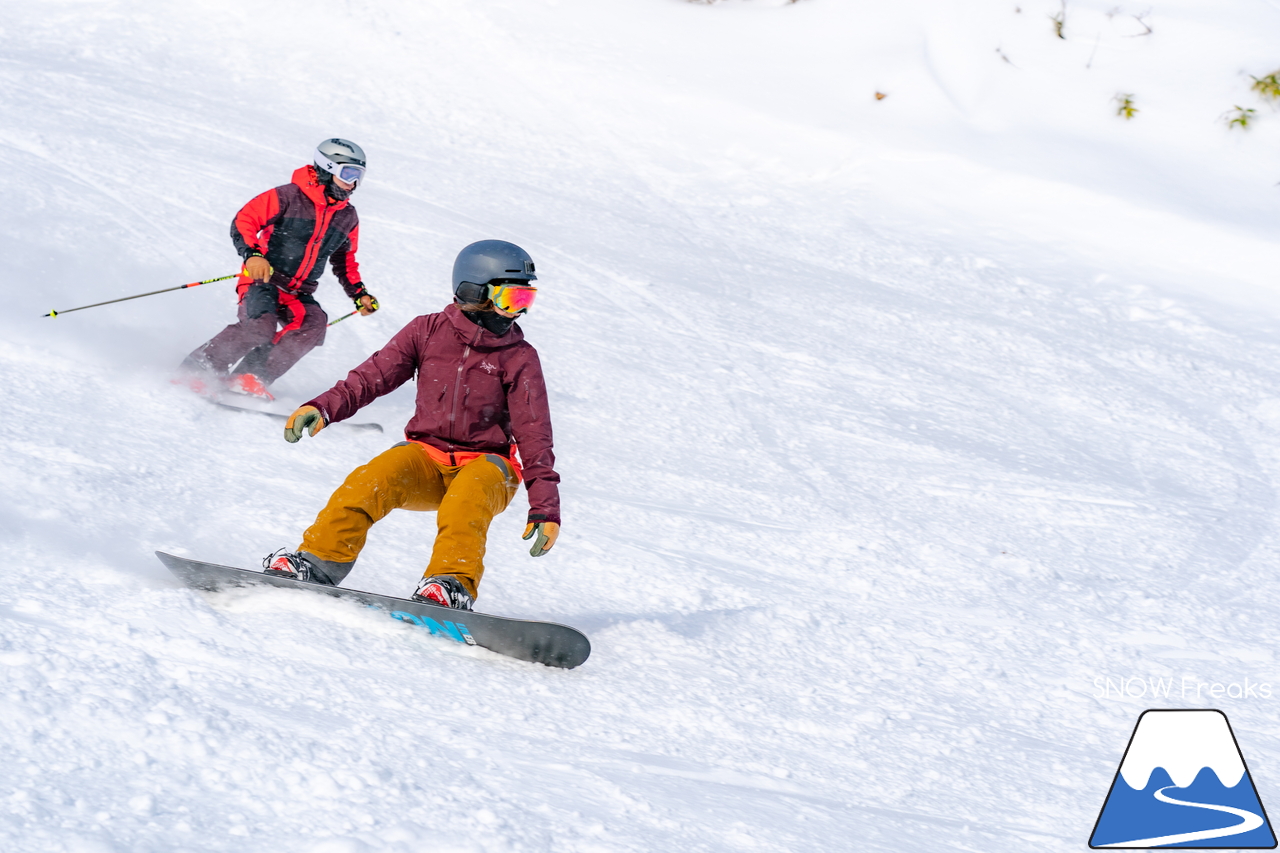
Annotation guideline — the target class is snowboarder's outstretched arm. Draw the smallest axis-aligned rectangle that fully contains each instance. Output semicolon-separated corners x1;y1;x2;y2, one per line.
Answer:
283;316;426;441
504;345;561;534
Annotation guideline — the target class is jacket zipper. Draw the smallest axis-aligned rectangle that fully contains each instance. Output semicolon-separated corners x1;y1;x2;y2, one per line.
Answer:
446;342;473;457
293;197;336;290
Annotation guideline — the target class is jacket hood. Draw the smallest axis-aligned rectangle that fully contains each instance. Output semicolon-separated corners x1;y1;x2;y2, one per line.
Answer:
443;303;524;350
291;165;350;209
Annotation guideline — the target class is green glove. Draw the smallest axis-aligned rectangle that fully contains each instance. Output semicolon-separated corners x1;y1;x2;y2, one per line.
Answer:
522;521;560;557
283;406;325;443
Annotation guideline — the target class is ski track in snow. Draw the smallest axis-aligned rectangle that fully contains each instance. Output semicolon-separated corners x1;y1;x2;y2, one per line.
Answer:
4;0;1280;850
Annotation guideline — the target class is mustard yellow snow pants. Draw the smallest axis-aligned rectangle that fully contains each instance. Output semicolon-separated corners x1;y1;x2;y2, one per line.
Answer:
298;442;519;598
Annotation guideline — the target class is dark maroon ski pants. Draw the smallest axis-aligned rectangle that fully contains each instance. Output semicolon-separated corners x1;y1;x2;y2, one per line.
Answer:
184;291;327;384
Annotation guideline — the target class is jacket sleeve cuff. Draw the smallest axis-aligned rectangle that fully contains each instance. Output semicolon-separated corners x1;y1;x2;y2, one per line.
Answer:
306;400;333;424
527;512;561;526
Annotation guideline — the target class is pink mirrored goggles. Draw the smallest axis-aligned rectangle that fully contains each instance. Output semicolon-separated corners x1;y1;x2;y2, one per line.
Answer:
488;282;538;314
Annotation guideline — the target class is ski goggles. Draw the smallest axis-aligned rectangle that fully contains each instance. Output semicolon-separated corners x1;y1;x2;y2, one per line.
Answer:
314;148;366;184
488;282;538;314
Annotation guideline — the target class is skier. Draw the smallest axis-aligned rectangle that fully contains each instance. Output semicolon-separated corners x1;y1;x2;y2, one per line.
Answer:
178;138;379;400
260;240;560;611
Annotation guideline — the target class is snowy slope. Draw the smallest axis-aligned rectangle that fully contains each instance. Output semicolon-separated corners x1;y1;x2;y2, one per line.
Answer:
5;0;1280;850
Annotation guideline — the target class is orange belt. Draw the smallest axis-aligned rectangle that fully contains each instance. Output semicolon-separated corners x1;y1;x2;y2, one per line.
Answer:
409;440;523;482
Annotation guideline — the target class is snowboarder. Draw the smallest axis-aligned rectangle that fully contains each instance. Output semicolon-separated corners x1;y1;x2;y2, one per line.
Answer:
260;240;560;611
178;138;379;400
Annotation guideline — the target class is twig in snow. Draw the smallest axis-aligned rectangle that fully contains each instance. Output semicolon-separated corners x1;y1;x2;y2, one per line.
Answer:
1126;10;1153;37
1050;1;1067;39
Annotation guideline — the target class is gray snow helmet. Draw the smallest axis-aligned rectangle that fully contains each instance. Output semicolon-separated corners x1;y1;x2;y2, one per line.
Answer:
313;138;367;197
452;240;537;305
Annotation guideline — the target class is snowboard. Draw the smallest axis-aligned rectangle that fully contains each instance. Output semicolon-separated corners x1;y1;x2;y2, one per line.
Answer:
210;399;384;433
155;551;590;669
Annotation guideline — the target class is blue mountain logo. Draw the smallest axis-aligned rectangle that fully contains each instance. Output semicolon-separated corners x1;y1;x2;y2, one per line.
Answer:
1090;709;1276;848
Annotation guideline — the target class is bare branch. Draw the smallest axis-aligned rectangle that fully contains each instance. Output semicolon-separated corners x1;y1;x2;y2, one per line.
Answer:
1050;0;1067;39
1126;10;1153;37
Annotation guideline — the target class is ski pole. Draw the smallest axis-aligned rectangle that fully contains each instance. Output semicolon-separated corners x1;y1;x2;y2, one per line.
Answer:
328;310;359;326
44;273;240;318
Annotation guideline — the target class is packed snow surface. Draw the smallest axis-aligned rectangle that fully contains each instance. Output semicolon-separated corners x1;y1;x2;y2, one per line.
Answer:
5;0;1280;850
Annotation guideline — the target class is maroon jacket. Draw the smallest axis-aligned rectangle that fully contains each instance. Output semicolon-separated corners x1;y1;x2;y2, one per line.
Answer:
307;304;560;525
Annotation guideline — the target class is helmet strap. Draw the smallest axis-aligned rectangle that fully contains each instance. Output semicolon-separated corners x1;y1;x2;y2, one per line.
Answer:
454;281;488;305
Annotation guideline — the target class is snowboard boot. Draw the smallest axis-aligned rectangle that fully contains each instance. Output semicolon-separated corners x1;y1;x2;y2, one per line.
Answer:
411;575;474;611
227;372;274;401
262;549;316;582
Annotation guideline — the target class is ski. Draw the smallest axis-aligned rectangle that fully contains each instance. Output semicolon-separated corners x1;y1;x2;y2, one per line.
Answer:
210;399;384;433
155;551;590;669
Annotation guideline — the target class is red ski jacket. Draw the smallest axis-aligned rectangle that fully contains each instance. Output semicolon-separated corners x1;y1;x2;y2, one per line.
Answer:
230;166;364;299
306;304;561;525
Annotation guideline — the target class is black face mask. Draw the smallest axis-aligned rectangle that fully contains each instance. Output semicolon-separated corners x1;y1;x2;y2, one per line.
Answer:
315;168;353;202
324;181;352;202
461;308;516;336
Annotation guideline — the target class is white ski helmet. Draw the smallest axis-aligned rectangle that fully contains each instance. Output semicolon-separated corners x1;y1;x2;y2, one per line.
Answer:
314;138;367;186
